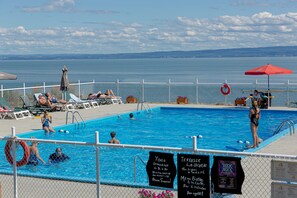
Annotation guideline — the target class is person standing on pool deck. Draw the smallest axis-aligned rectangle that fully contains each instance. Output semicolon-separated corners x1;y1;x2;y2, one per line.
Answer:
41;111;55;133
249;100;261;148
108;131;120;144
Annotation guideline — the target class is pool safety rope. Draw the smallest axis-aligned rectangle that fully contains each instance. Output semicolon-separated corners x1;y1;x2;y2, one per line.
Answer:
5;140;30;167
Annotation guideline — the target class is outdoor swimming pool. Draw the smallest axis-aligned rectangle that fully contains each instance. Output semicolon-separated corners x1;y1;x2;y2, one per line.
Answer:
0;107;296;184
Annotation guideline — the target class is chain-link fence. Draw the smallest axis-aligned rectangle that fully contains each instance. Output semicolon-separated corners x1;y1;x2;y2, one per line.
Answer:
1;134;296;198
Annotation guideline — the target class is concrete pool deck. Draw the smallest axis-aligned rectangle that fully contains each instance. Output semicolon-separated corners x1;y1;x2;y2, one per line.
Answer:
1;103;296;155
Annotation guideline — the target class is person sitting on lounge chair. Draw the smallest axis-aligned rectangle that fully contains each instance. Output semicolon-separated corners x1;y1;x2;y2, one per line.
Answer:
38;94;58;110
45;92;67;104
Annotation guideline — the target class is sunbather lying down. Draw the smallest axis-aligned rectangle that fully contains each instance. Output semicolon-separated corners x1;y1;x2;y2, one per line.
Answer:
87;89;116;99
45;92;67;104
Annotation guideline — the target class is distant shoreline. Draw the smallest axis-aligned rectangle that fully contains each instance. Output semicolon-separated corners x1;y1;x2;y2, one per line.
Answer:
1;46;297;60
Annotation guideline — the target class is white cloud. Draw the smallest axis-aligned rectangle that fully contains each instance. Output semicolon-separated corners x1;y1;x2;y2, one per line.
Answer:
70;30;95;37
186;30;196;36
22;0;75;12
3;11;297;54
16;26;27;34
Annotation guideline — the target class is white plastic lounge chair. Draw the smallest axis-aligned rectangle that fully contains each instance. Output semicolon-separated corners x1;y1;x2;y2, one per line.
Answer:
68;93;98;109
101;96;122;105
0;97;31;120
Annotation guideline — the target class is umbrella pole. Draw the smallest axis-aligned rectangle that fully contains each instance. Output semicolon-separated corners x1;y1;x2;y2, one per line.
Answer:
267;75;270;108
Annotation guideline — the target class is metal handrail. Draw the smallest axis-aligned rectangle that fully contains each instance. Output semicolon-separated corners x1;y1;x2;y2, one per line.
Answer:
134;155;147;182
137;102;151;113
273;119;295;136
66;110;86;128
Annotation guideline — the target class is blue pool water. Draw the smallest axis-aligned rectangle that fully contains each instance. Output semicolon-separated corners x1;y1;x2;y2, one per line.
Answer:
1;107;296;184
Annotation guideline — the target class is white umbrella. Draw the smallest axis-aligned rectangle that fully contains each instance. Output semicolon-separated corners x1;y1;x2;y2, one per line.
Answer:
0;72;17;80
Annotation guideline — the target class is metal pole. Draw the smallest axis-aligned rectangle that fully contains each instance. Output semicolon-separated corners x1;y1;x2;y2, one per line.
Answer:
116;79;119;96
142;79;145;103
12;126;18;198
196;78;199;104
192;136;197;152
1;84;3;98
78;80;81;99
168;79;171;103
224;80;228;105
287;80;290;106
267;76;270;108
23;83;26;97
95;131;100;198
43;82;46;93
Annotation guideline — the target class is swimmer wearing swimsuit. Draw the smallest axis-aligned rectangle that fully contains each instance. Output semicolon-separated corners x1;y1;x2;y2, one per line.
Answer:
249;100;261;148
250;106;260;126
27;151;38;166
42;118;50;128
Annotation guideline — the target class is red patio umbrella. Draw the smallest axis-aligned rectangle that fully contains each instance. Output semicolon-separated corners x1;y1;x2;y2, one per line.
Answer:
244;64;292;90
245;64;293;107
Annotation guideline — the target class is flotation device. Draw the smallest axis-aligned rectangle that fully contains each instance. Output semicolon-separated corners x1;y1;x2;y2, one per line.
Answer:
5;140;30;167
220;83;231;96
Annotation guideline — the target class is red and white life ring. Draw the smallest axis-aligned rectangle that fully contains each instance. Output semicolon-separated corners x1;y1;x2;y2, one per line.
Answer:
220;83;231;96
5;140;30;167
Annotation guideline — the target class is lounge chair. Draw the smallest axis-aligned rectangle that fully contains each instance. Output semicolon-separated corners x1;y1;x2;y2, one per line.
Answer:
0;97;31;120
95;92;122;105
20;95;52;115
33;93;64;111
67;93;98;109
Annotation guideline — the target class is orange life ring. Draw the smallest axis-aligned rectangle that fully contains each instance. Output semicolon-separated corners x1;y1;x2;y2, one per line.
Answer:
5;140;30;167
220;83;231;96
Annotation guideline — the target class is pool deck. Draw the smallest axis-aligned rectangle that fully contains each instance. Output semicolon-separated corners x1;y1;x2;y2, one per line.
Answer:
1;103;297;156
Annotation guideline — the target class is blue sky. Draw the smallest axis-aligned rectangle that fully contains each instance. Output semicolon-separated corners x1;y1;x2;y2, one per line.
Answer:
1;0;297;54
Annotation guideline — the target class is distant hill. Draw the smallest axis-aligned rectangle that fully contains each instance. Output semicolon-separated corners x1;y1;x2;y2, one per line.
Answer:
1;46;297;60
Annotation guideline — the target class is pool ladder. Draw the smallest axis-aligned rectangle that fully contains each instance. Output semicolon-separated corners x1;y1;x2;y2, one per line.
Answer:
66;110;86;128
273;119;295;136
134;155;148;182
137;102;152;113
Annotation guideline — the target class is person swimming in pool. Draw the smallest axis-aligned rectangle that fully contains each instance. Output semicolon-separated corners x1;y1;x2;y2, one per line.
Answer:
249;100;261;148
27;138;46;166
48;147;70;164
108;131;120;144
41;111;55;133
129;113;135;120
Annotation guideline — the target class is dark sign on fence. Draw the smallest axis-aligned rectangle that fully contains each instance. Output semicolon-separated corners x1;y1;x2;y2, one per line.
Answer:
177;154;210;198
146;151;176;188
211;156;245;194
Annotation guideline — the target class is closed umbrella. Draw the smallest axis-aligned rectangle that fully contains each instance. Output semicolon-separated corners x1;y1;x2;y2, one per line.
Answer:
0;72;17;80
244;64;293;107
60;65;69;100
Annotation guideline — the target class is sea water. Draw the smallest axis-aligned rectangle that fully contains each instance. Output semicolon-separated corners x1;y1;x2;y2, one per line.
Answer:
1;57;297;88
1;57;297;106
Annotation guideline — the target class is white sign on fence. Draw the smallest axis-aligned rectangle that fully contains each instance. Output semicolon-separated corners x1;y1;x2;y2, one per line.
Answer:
271;182;297;198
271;160;297;182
